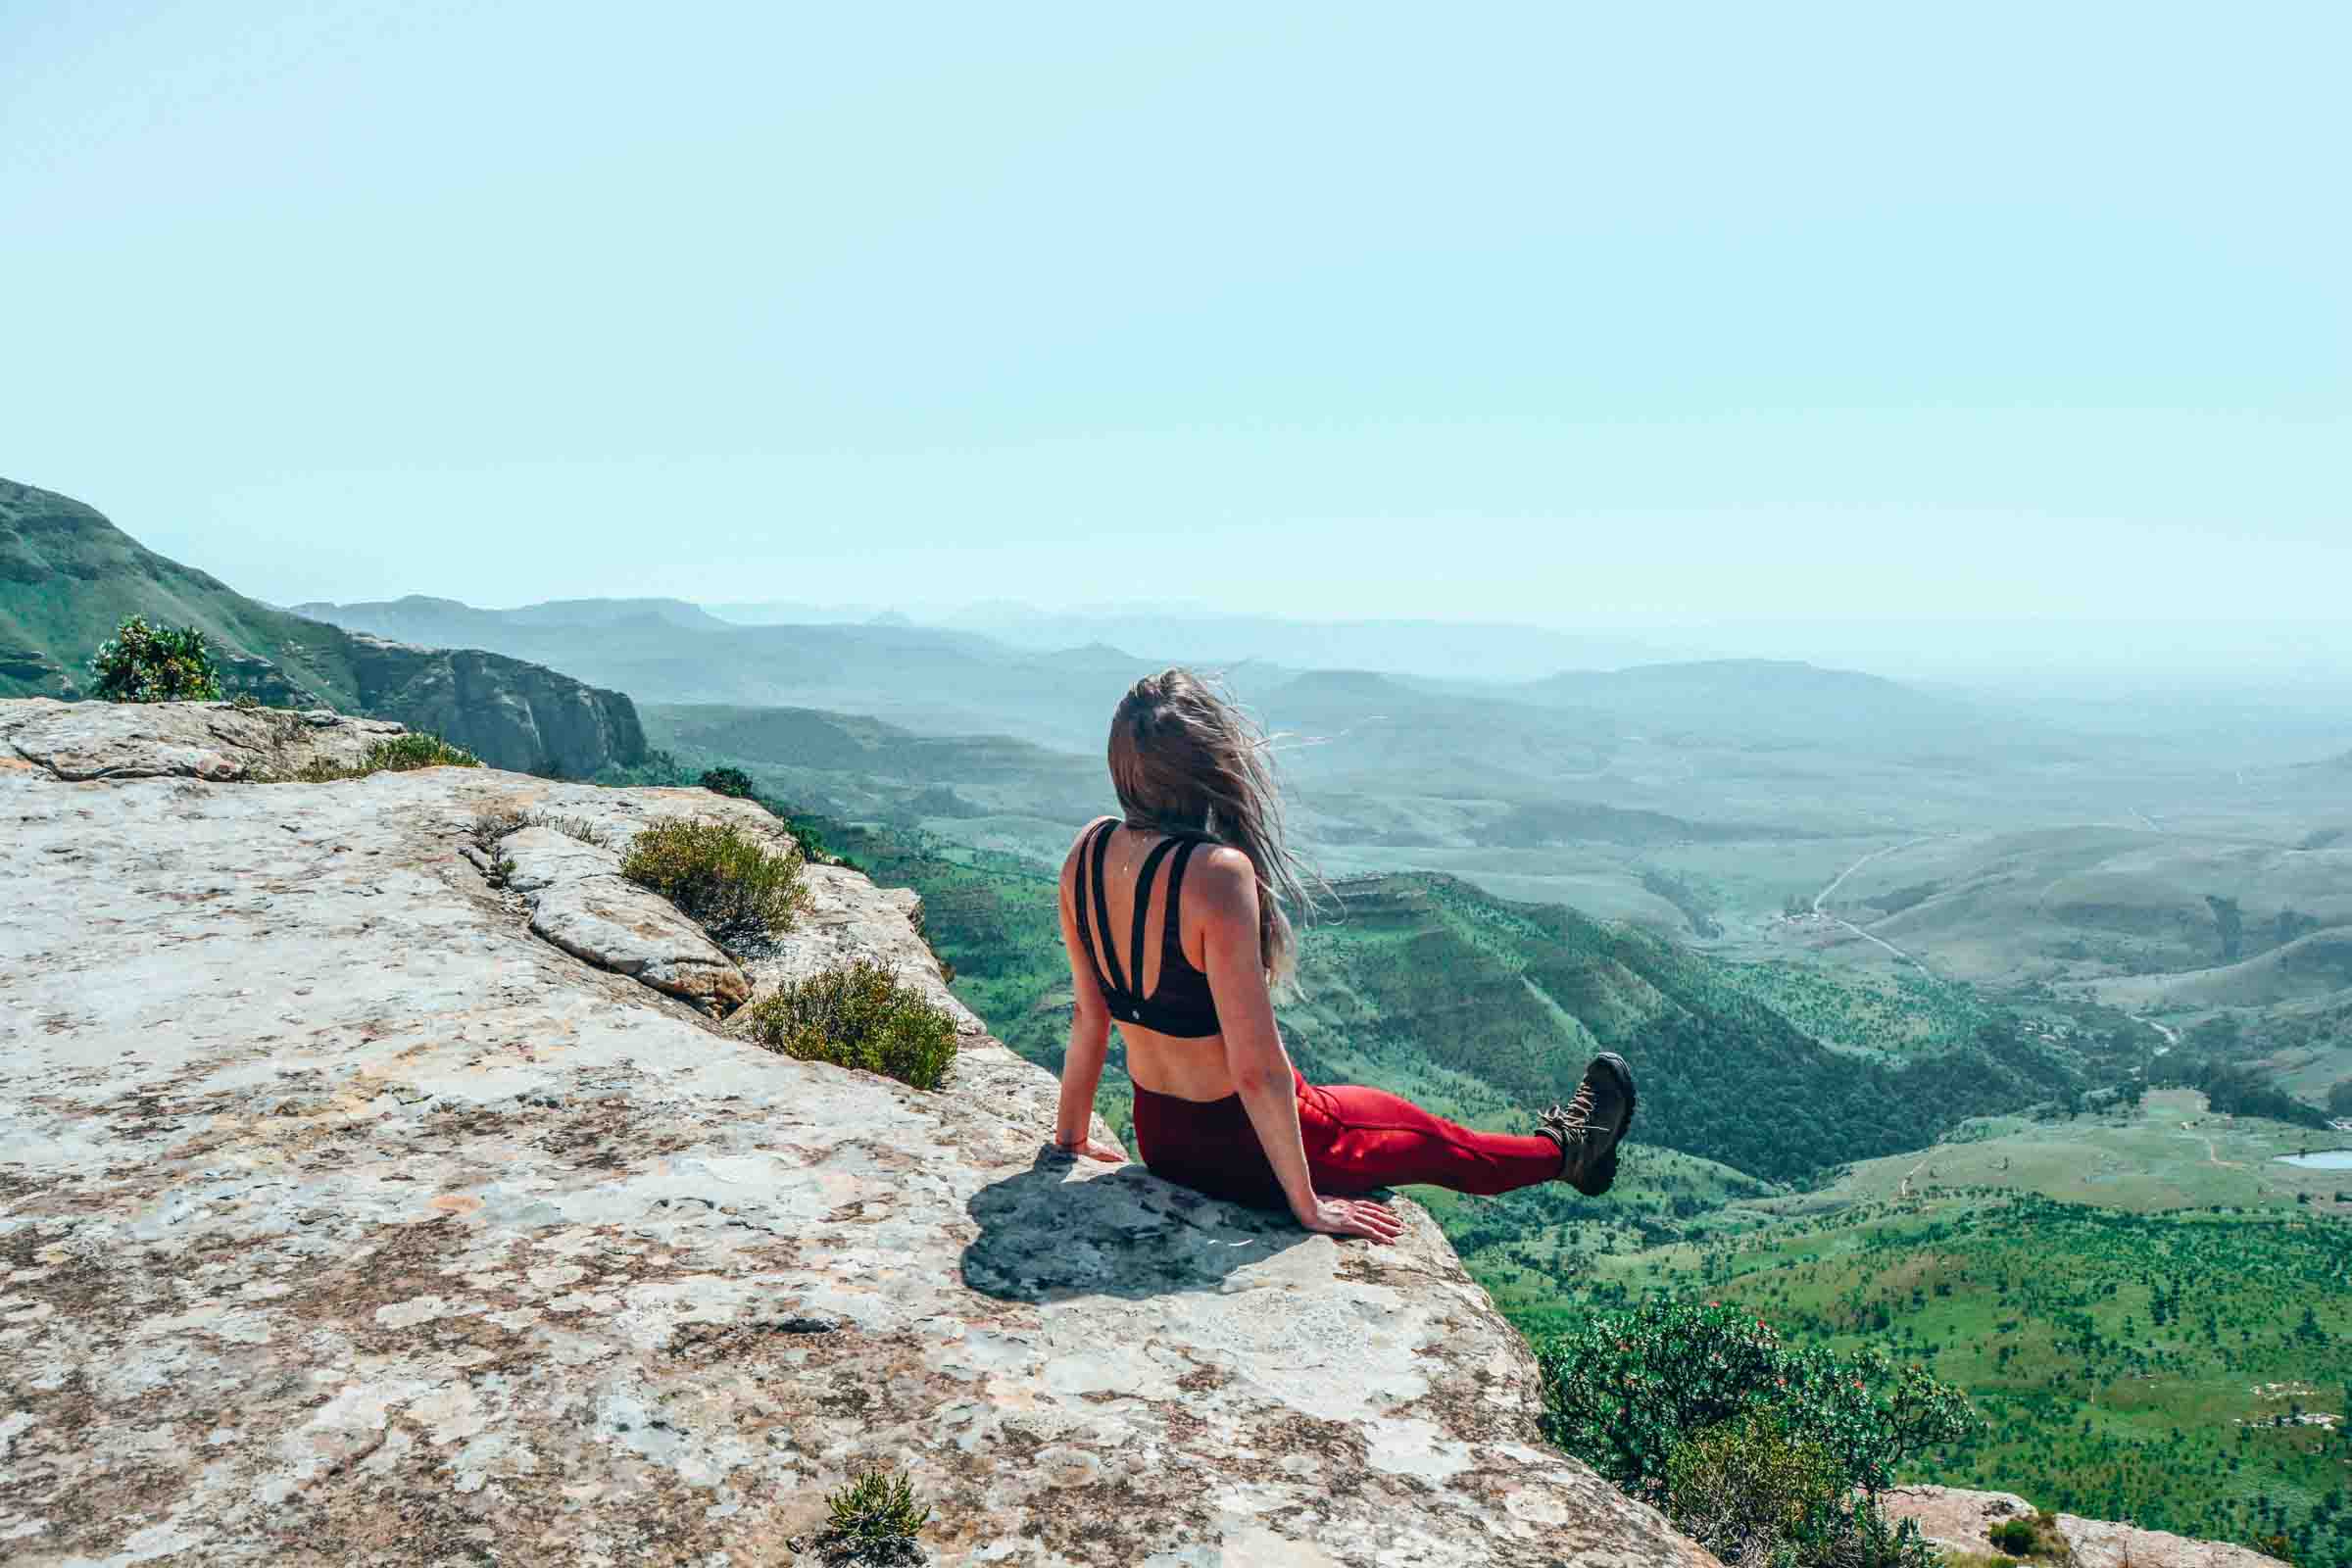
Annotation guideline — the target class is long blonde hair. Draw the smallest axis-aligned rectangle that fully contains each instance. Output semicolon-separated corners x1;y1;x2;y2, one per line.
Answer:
1107;668;1321;983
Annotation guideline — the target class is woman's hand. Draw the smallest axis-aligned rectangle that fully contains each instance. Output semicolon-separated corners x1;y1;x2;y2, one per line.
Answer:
1051;1134;1129;1164
1295;1195;1405;1245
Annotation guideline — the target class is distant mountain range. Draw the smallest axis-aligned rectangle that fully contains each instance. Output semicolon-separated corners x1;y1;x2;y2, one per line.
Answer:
921;603;1686;682
293;588;2002;764
291;595;734;643
0;480;646;776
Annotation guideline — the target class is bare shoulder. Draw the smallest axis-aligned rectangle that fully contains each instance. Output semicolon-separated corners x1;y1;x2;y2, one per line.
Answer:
1186;844;1259;911
1061;815;1115;886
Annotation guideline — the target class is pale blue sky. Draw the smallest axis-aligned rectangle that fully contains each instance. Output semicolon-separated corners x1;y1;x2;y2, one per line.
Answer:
4;3;2345;654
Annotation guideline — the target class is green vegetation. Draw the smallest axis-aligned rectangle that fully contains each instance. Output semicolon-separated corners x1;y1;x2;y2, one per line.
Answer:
1715;960;1998;1061
620;817;810;947
743;959;959;1091
297;732;482;781
1580;1189;2352;1564
87;614;222;702
1535;1300;1969;1566
819;1466;930;1563
699;765;756;799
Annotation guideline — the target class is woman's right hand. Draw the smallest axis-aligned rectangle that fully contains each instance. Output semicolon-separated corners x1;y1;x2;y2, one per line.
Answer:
1295;1195;1406;1245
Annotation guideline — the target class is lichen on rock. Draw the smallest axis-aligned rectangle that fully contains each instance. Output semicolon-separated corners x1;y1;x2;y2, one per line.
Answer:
0;699;1717;1567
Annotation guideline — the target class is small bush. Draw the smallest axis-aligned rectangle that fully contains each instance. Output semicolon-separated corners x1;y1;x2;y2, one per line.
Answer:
89;615;223;703
300;732;481;782
700;765;756;800
621;816;810;945
1988;1518;2035;1555
820;1467;929;1563
1663;1415;1939;1568
1665;1413;1842;1561
471;807;531;848
744;959;958;1091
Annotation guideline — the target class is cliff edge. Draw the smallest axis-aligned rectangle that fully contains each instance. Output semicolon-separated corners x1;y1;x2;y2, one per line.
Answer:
0;699;1715;1567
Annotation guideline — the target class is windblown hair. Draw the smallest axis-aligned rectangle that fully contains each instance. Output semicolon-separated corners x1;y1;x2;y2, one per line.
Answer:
1108;668;1322;984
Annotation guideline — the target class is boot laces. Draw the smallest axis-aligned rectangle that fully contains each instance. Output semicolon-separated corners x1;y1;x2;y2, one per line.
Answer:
1543;1080;1598;1147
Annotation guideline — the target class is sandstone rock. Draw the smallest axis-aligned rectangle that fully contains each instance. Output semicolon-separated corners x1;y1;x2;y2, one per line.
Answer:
0;699;1716;1568
346;634;649;779
0;695;407;780
495;824;751;1013
1876;1486;2286;1568
2055;1514;2286;1568
1877;1486;2038;1554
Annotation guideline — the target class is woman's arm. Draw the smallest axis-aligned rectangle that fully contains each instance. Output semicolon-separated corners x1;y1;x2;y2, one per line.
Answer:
1052;830;1127;1162
1195;851;1402;1245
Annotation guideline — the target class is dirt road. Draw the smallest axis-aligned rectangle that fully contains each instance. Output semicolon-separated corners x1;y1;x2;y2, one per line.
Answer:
1811;838;1939;974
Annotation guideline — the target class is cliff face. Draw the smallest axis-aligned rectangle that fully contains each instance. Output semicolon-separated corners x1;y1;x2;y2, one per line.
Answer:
343;635;649;781
0;478;647;777
0;699;1716;1568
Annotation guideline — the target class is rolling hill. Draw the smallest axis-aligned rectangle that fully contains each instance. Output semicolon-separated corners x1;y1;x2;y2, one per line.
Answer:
2085;928;2352;1011
0;479;646;775
1509;658;2075;764
1824;828;2352;988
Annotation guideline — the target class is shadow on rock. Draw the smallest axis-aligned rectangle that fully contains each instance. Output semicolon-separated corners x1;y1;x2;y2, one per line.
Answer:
961;1148;1315;1303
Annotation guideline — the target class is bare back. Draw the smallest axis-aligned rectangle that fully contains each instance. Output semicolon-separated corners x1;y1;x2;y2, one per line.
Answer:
1058;817;1258;1102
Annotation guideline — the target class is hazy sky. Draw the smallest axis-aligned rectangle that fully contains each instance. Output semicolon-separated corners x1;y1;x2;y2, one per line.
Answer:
5;4;2345;650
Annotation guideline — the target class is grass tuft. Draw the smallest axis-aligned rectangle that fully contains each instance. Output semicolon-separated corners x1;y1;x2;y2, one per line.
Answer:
301;732;482;781
527;812;614;849
743;960;958;1091
620;816;809;947
820;1467;930;1564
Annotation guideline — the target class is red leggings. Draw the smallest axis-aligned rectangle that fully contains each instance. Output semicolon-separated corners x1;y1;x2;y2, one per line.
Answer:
1131;1069;1563;1210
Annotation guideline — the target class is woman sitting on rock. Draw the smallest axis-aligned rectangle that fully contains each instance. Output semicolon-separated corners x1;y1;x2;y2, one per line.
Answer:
1050;668;1636;1244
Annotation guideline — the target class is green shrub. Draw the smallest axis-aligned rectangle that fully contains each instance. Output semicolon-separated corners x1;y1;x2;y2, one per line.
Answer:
88;616;223;703
620;816;810;945
1664;1413;1844;1561
700;765;756;800
1988;1518;2035;1555
1534;1301;1975;1566
300;732;482;782
743;959;958;1091
820;1467;929;1563
1661;1416;1940;1568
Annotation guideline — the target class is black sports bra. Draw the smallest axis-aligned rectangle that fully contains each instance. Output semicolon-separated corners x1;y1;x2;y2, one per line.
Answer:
1072;818;1221;1039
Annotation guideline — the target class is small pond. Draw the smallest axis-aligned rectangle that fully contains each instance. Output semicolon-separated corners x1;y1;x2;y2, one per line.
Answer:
2274;1150;2352;1170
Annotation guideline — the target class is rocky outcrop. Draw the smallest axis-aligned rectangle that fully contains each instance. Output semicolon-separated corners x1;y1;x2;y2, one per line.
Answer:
0;477;649;776
0;695;409;780
497;824;752;1014
344;635;650;780
1880;1486;2285;1568
0;699;1716;1568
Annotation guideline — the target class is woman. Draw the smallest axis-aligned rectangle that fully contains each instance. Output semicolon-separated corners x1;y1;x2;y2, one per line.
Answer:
1051;668;1637;1245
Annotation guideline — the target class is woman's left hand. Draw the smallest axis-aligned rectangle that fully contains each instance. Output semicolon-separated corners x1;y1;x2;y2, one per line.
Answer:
1053;1135;1129;1164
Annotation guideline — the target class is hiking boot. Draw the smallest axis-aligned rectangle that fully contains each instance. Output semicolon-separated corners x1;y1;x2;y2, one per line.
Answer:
1540;1053;1637;1197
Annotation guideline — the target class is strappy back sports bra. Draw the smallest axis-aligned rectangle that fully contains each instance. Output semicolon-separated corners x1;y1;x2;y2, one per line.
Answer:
1072;818;1222;1039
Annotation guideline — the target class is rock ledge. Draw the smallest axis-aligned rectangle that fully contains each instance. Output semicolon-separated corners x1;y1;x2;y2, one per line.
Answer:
0;700;1713;1567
